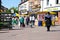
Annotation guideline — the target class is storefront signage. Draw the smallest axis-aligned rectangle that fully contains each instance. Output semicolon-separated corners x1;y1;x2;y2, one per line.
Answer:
43;7;60;12
47;8;58;11
20;1;29;14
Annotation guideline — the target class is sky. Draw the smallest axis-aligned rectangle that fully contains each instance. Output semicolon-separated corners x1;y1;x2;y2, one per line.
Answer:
2;0;21;9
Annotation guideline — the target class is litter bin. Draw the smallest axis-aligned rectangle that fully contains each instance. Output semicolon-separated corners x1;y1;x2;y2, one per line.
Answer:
38;21;42;26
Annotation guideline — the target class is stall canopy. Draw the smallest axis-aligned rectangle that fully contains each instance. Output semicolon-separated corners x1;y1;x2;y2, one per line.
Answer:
12;13;20;17
12;13;16;16
16;13;20;17
50;12;56;14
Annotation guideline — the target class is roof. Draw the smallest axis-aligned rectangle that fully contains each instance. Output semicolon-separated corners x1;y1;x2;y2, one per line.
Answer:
1;5;8;10
19;1;28;5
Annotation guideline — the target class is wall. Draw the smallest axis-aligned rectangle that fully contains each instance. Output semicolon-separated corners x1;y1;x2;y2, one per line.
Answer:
40;0;60;12
29;0;41;12
19;1;29;14
58;12;60;25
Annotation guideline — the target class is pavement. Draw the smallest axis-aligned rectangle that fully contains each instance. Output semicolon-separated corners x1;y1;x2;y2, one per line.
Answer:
0;26;60;40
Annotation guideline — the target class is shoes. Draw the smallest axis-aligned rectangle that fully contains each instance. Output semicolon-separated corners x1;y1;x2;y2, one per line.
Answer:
47;30;50;31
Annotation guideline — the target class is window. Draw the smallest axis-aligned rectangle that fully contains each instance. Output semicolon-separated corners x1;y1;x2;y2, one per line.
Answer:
47;0;49;5
56;0;59;4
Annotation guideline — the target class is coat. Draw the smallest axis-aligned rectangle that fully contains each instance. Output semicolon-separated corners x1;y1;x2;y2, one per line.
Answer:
45;15;52;27
19;17;24;24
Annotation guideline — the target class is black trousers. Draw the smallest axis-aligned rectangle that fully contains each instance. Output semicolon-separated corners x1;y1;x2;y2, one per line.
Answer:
26;22;29;25
47;26;50;31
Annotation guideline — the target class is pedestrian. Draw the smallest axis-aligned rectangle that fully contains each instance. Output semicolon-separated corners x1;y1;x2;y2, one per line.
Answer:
26;16;30;26
16;16;19;25
12;17;15;25
52;15;55;26
45;12;52;31
32;16;35;25
19;16;25;28
29;16;35;28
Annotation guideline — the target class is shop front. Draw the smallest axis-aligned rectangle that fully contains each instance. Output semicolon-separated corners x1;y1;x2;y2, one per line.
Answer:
34;12;47;27
43;7;60;26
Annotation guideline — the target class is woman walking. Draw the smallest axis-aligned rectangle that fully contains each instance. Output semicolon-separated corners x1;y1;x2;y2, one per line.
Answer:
45;12;52;31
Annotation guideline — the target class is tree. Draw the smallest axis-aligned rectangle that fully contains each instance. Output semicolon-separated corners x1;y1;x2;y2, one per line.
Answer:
6;9;11;13
6;7;18;13
10;7;18;13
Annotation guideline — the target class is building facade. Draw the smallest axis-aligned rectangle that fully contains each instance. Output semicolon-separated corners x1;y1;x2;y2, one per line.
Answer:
41;0;60;11
29;0;41;12
40;0;60;25
0;0;8;13
0;5;8;13
18;0;29;15
18;0;41;15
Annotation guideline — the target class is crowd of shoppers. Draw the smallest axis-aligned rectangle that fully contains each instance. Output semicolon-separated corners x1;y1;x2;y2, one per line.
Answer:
12;12;57;31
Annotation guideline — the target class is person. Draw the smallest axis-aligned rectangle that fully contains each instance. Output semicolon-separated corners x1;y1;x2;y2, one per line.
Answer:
19;16;24;27
45;12;52;31
29;16;33;28
32;16;35;25
12;17;15;25
52;15;55;26
26;16;30;26
29;16;35;28
16;16;19;25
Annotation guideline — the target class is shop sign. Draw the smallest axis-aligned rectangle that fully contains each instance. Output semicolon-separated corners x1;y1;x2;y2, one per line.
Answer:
47;8;58;11
20;9;27;14
43;7;60;12
20;1;29;14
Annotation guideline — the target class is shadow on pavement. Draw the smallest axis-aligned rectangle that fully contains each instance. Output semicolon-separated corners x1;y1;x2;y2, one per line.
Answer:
0;30;9;33
50;30;60;32
11;29;21;30
0;28;9;33
0;32;9;33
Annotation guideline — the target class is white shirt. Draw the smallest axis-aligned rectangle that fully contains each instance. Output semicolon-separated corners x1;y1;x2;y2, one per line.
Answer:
30;16;35;21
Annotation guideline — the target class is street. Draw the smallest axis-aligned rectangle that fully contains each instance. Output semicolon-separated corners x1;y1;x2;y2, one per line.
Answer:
0;26;60;40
